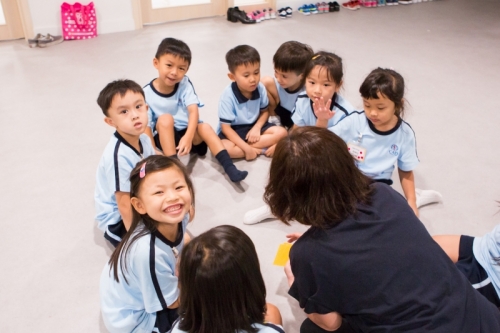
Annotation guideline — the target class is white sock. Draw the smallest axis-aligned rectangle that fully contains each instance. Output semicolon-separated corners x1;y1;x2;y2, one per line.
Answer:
243;205;274;225
416;188;443;208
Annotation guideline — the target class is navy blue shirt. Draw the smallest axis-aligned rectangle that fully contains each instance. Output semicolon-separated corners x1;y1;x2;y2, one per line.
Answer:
289;183;500;332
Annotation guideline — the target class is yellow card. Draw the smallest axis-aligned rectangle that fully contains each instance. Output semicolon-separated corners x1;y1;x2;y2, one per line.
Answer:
273;242;292;266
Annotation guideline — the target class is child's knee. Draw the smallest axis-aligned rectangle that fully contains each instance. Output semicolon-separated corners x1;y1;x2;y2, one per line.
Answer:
156;114;174;129
273;126;288;138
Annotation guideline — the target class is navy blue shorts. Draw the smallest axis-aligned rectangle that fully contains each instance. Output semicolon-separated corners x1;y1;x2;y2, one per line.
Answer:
218;122;275;141
104;220;126;248
154;128;208;156
456;235;500;307
274;103;294;129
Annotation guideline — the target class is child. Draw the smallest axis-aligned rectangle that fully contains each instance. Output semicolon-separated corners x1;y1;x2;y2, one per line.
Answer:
433;223;500;308
265;126;500;332
171;225;284;333
218;45;288;160
100;155;194;333
95;79;155;247
291;51;355;129
317;67;441;216
261;41;313;129
144;37;247;183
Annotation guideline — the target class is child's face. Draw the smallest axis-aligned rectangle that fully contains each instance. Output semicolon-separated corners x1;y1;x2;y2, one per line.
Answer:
305;65;340;103
274;69;303;90
153;54;190;89
104;91;148;138
229;62;261;95
133;167;192;229
363;92;399;131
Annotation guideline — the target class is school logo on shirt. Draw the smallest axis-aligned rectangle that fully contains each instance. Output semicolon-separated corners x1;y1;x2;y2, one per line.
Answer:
389;144;399;156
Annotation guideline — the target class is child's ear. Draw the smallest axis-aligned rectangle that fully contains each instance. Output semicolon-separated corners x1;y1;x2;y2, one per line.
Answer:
104;117;115;128
153;57;159;69
227;72;235;82
131;197;147;215
335;80;343;93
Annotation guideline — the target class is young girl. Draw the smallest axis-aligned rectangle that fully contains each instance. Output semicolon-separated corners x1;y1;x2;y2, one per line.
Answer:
265;126;500;332
100;155;194;333
243;51;355;224
170;225;284;333
433;223;500;308
316;67;441;216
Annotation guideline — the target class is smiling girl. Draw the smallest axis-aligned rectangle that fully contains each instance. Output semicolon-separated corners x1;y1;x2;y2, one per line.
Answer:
100;155;194;333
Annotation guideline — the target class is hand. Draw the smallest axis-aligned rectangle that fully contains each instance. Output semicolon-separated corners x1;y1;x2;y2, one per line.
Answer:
176;135;192;156
244;147;259;161
265;144;276;157
313;97;334;121
284;260;295;287
286;232;303;243
246;126;261;144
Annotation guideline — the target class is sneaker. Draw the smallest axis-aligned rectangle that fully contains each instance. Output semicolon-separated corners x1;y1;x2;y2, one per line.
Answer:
269;8;276;18
278;8;287;18
232;7;257;23
342;0;360;10
28;33;44;48
378;0;386;6
243;205;274;225
309;3;319;13
416;188;443;208
398;0;412;4
255;10;264;21
328;1;335;11
37;34;63;48
316;2;323;12
268;116;282;126
298;5;311;15
285;6;293;17
333;1;340;10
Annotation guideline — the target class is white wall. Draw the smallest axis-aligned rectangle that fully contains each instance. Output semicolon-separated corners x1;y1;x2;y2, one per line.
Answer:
28;0;136;36
275;0;303;10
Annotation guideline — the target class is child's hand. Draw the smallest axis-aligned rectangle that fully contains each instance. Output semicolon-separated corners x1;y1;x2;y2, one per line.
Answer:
246;127;261;144
265;145;276;157
244;146;259;161
313;97;334;121
286;232;303;243
177;136;192;156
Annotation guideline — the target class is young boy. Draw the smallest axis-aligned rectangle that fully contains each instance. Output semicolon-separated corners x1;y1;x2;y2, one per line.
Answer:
218;45;287;160
95;79;155;247
144;37;247;183
261;41;313;129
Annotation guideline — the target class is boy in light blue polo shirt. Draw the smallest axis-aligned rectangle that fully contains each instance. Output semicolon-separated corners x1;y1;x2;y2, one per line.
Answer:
144;38;247;183
94;79;155;247
218;45;287;160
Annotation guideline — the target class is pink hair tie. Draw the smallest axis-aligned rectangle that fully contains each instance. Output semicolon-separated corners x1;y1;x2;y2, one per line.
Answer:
139;162;146;179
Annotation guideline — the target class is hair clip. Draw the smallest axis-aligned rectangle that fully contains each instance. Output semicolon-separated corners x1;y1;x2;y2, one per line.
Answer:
139;162;146;179
312;55;320;60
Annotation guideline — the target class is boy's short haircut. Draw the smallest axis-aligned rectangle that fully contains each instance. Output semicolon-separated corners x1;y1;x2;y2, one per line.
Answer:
225;45;260;73
273;41;314;75
155;37;192;65
97;79;145;116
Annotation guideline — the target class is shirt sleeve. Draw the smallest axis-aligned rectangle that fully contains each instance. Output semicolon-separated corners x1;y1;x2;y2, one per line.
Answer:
147;104;157;130
259;83;269;111
218;95;236;124
291;101;306;127
328;113;357;144
397;125;419;171
114;152;134;192
140;135;155;158
182;78;203;108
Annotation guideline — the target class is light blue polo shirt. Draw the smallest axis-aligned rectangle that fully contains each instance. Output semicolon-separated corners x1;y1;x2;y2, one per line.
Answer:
170;320;285;333
218;82;269;132
100;215;189;333
473;224;500;299
94;132;155;243
292;93;354;127
144;76;204;132
274;77;304;112
329;111;419;180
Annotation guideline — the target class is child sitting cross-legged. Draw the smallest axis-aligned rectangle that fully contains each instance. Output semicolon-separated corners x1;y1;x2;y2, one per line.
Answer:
144;37;247;183
218;45;288;160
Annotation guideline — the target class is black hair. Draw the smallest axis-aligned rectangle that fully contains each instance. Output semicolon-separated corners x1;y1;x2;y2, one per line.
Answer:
225;45;260;73
273;41;314;75
359;67;406;118
303;51;343;86
97;79;145;116
155;37;192;65
178;225;266;333
108;155;195;283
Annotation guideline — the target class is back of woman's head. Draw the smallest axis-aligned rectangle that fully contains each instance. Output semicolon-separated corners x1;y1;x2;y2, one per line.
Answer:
359;67;406;118
109;155;194;283
178;225;266;333
264;127;373;228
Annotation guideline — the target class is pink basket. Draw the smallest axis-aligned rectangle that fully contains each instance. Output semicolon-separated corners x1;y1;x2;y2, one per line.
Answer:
61;2;97;40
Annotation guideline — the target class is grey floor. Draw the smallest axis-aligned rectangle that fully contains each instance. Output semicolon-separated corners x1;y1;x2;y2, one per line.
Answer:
1;0;500;331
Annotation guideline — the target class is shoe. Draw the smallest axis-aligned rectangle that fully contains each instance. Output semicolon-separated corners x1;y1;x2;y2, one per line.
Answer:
232;7;256;23
333;1;340;10
268;116;282;126
328;2;335;11
255;10;264;22
298;5;311;15
278;8;287;18
28;33;44;48
398;0;412;4
37;34;63;48
263;8;270;19
342;0;360;10
309;3;319;13
286;6;293;17
269;8;276;18
378;0;386;6
243;205;275;225
416;188;443;208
